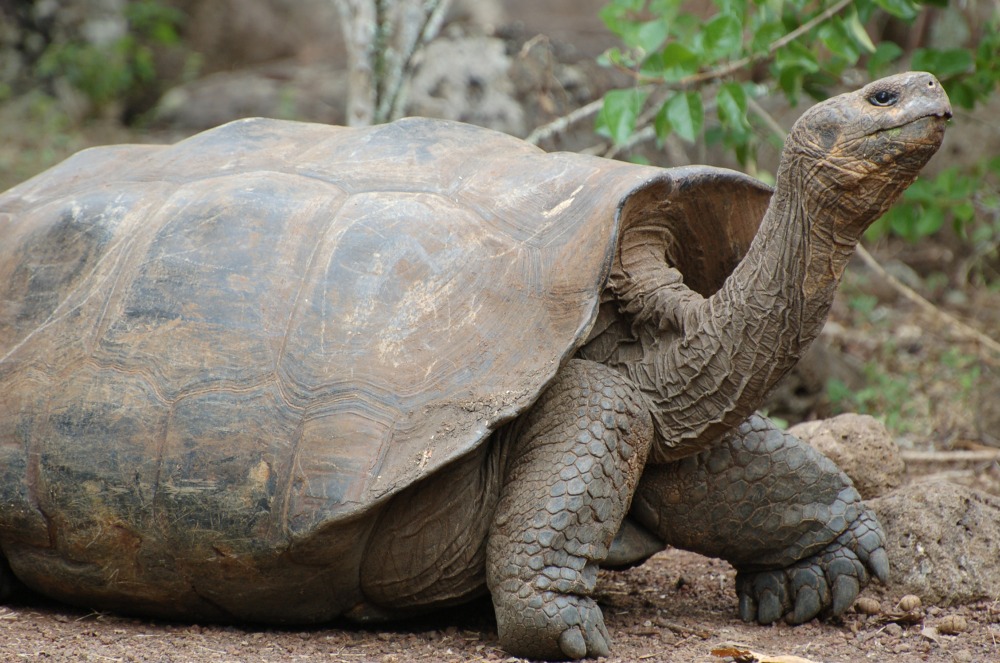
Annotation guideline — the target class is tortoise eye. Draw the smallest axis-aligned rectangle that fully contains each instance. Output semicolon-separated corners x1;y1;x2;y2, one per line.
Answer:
869;89;898;107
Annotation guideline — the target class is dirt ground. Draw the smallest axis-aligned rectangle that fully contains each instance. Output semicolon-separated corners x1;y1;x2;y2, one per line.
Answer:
2;547;998;662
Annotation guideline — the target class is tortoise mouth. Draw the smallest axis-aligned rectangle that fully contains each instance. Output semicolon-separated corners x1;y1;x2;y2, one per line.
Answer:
881;108;951;131
876;113;949;145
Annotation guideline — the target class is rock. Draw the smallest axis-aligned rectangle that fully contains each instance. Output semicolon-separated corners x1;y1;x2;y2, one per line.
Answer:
789;413;904;499
153;62;347;129
868;482;1000;606
170;0;343;72
404;35;526;136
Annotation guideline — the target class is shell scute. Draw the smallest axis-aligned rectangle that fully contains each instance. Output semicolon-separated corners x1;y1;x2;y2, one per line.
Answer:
0;118;648;543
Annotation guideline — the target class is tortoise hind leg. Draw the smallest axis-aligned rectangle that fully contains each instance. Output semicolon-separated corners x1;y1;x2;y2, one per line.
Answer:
487;359;654;660
631;413;888;624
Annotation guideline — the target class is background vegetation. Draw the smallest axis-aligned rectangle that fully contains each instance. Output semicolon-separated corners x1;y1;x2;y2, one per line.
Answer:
2;0;998;438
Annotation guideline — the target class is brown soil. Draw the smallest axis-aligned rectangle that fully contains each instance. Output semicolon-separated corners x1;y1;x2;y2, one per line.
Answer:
3;548;998;662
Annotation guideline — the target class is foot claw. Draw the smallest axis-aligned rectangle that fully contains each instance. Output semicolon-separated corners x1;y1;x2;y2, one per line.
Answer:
788;566;828;624
831;574;860;616
869;547;890;583
735;505;888;625
559;627;588;660
496;592;610;660
738;590;757;623
758;591;785;625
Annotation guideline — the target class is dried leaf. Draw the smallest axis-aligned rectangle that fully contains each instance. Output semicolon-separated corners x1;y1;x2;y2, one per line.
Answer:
710;646;822;663
712;646;754;660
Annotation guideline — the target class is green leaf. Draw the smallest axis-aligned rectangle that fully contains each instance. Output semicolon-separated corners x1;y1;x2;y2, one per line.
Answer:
713;0;746;21
871;0;919;21
843;8;876;54
773;42;820;104
946;80;978;110
953;200;976;223
716;82;751;140
634;19;670;53
698;14;743;60
911;48;975;78
750;20;785;55
913;206;946;239
641;42;700;81
867;41;904;77
657;91;704;143
599;0;645;41
819;18;861;63
597;88;650;145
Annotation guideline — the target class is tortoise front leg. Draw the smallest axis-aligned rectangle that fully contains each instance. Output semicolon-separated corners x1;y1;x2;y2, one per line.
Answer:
631;413;888;624
487;359;654;660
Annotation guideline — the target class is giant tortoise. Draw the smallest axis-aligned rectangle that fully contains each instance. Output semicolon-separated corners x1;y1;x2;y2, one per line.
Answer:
0;72;950;659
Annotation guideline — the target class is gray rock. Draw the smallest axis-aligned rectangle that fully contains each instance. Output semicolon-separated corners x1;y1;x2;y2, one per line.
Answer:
869;482;1000;605
404;35;526;136
153;63;347;129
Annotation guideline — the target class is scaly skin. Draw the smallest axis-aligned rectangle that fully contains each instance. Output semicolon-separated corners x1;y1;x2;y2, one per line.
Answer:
630;414;889;624
486;359;654;659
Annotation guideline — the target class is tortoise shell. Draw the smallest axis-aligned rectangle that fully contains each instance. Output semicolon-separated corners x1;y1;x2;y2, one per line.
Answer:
0;117;770;581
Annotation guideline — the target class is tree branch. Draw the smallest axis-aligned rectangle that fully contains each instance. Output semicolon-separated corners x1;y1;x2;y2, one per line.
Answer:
334;0;377;126
855;245;1000;367
525;0;854;145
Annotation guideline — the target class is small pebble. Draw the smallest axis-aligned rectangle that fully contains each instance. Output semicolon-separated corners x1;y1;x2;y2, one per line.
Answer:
884;622;904;637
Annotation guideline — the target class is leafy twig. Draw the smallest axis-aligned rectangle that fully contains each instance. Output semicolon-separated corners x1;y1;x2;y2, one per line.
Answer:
667;0;854;88
525;0;854;145
526;96;617;145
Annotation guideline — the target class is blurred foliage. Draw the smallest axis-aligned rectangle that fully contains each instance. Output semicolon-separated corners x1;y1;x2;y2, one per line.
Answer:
34;0;193;118
595;0;1000;271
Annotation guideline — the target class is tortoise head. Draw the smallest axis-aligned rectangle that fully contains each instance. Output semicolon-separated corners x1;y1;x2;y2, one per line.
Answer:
782;71;951;234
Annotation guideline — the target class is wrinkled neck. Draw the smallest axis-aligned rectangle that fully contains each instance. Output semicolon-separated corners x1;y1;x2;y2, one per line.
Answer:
640;155;864;460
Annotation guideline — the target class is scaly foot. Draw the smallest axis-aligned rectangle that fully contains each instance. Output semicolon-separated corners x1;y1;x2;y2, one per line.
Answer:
736;506;888;624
